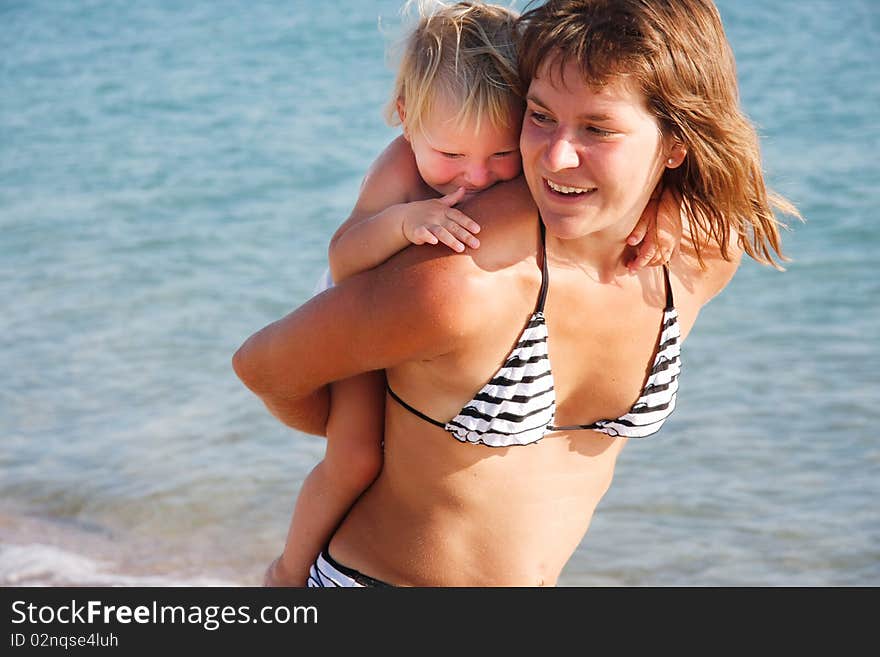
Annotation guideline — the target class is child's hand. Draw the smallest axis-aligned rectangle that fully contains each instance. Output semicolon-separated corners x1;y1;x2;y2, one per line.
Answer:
402;187;481;252
626;183;683;273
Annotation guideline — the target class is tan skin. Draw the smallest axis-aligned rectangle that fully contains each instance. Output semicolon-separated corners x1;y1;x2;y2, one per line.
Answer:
264;91;681;586
234;67;741;586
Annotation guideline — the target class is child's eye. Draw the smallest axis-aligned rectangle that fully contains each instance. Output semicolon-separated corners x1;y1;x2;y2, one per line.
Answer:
440;152;462;159
493;150;517;157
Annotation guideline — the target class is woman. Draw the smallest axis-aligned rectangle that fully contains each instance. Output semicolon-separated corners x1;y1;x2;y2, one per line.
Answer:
233;0;798;587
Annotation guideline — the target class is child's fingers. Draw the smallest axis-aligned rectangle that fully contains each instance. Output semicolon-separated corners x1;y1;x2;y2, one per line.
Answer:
648;242;668;266
445;208;481;235
658;188;684;239
638;243;657;268
438;187;466;207
628;242;657;273
626;204;653;246
429;225;466;252
412;225;439;245
443;220;480;249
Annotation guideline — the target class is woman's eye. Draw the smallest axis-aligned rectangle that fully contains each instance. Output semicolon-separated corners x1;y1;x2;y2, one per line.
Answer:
588;126;615;137
528;110;552;124
493;150;516;157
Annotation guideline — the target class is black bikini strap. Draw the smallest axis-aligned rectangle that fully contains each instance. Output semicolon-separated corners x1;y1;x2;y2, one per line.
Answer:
662;264;674;311
536;218;549;313
385;383;446;428
538;216;670;311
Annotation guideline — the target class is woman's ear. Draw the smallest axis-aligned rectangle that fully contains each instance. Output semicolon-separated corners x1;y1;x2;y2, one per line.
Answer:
397;98;409;141
665;141;687;169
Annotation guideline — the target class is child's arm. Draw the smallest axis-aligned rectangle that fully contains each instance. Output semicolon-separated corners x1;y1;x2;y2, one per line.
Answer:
328;136;481;283
626;183;683;273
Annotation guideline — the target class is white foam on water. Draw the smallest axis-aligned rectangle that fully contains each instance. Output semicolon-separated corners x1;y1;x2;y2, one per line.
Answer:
0;543;238;587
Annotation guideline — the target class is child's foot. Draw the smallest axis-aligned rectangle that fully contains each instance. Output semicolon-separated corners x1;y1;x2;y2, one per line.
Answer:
263;555;306;587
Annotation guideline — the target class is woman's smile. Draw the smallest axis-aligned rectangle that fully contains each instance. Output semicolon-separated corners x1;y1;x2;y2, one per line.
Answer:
544;177;598;197
520;59;671;241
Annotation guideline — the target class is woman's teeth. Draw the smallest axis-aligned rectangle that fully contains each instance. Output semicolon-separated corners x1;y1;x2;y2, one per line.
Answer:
546;179;596;195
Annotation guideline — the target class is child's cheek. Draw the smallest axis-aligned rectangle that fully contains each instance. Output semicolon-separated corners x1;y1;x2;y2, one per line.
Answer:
417;155;444;187
431;159;459;185
503;155;523;180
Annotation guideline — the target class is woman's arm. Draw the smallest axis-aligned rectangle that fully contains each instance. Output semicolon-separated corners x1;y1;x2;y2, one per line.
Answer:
233;243;483;434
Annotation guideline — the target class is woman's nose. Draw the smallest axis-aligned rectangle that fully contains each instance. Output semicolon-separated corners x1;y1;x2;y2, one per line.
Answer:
545;132;580;171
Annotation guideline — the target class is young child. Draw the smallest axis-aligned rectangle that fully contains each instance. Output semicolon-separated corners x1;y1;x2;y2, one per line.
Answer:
265;0;679;586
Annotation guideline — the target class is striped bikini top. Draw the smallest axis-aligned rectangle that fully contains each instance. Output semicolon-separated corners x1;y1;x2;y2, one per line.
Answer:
386;222;681;448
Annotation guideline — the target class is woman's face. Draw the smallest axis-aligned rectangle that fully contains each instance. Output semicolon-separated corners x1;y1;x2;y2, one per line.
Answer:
520;59;673;241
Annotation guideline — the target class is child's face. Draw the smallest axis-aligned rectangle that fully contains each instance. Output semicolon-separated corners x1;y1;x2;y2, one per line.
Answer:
405;97;523;200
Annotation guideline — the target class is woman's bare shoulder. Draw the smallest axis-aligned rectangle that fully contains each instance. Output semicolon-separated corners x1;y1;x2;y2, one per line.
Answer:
456;177;540;270
462;176;537;225
669;215;742;310
368;177;539;332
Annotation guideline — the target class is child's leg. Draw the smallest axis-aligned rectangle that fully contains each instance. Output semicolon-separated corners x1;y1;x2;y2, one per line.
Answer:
264;370;385;587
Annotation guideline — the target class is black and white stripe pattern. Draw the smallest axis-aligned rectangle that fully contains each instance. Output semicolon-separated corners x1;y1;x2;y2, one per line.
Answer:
443;306;680;446
307;551;389;587
445;312;556;447
307;552;361;587
549;307;681;438
386;219;681;447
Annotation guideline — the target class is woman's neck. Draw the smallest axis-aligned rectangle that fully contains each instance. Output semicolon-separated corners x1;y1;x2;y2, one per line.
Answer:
544;229;636;283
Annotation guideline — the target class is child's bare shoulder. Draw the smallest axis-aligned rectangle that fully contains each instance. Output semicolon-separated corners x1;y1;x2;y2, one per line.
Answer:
362;135;425;201
345;136;429;220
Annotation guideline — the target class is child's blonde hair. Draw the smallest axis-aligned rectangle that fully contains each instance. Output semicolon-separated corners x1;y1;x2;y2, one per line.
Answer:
385;1;521;135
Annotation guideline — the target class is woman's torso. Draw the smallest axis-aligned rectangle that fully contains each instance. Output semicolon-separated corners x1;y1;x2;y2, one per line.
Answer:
329;181;704;586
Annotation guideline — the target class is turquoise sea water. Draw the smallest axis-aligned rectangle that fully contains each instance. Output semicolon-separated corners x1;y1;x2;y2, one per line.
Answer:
1;0;877;586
